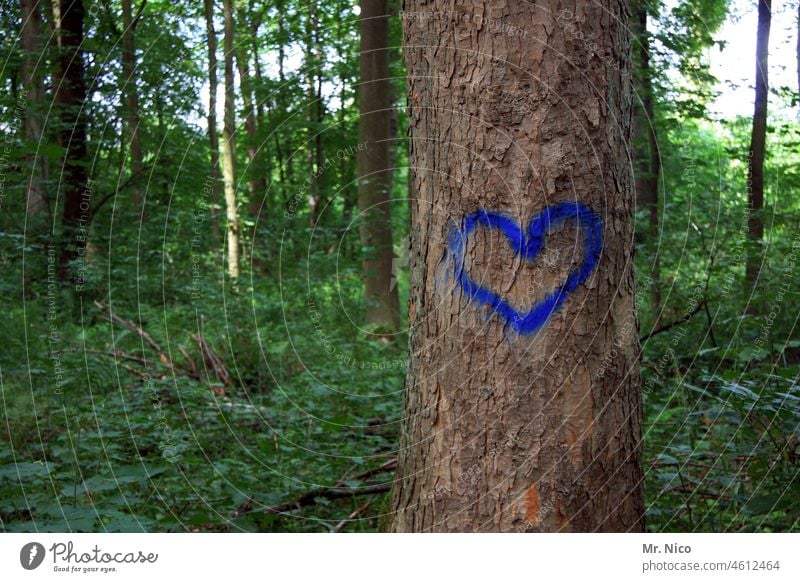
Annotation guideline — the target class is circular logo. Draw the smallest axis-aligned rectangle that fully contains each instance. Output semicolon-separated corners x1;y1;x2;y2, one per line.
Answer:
20;542;46;570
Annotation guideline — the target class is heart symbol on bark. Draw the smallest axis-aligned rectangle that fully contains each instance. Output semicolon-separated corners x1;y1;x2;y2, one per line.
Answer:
449;202;603;336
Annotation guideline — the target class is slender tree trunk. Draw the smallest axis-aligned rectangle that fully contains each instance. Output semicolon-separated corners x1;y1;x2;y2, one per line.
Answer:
20;0;48;217
276;0;294;188
357;0;399;333
337;0;356;255
221;0;239;279
392;0;644;532
250;40;271;211
49;0;62;151
121;0;143;207
745;0;771;309
248;6;267;128
55;0;89;283
155;93;169;202
632;2;661;310
203;0;222;242
234;12;263;218
249;10;269;198
305;1;322;226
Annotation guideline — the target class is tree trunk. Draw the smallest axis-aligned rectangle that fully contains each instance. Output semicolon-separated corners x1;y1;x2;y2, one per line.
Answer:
357;0;400;333
234;12;264;218
276;0;294;189
305;1;323;226
248;4;267;129
20;0;48;217
55;0;89;283
248;7;269;202
632;1;660;310
121;0;143;207
745;0;771;309
221;0;239;280
203;0;222;242
392;0;644;532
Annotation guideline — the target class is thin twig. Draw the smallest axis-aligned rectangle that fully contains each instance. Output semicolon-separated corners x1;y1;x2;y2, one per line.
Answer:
53;347;150;367
332;499;375;532
233;459;397;518
640;299;705;343
260;483;391;516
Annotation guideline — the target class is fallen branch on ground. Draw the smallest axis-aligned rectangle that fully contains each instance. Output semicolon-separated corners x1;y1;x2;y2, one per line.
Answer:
233;458;396;518
94;300;174;371
92;300;231;394
332;499;376;532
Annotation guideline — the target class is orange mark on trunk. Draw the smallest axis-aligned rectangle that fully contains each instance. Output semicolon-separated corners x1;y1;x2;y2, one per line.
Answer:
525;484;540;525
555;502;570;532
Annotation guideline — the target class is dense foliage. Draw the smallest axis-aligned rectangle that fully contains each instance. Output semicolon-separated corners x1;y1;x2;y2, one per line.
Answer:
0;0;797;532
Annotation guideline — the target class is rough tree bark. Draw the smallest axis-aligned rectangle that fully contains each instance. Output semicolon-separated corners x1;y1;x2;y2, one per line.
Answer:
54;0;89;282
20;0;48;217
357;0;400;333
391;0;644;532
203;0;222;242
121;0;143;207
745;0;771;308
221;0;239;279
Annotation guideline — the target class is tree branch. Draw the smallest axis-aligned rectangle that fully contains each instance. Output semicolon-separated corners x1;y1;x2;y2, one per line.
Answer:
133;0;149;28
233;459;396;518
94;300;175;371
258;482;391;516
640;299;705;343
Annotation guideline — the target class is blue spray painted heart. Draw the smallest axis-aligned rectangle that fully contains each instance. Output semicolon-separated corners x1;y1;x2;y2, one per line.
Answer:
448;202;603;336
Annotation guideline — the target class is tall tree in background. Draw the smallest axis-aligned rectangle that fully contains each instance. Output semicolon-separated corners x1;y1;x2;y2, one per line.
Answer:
357;0;399;333
121;0;144;207
20;0;47;217
392;0;644;531
235;5;264;218
221;0;239;279
745;0;771;307
203;0;221;242
305;0;324;226
274;0;294;191
632;0;661;310
54;0;89;282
